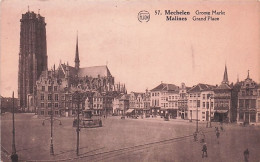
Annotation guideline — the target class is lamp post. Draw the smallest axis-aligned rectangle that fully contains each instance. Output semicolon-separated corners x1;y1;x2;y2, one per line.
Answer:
196;95;198;133
209;95;213;128
41;75;62;155
11;91;18;162
72;91;85;156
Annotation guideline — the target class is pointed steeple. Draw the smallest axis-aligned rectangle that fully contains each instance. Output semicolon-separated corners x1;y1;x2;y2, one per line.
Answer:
75;31;80;71
247;70;250;79
222;64;229;84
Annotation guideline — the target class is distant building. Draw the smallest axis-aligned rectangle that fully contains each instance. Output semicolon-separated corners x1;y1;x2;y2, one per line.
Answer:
35;35;126;117
0;96;19;113
237;71;260;125
178;83;190;119
113;94;130;115
129;92;145;115
18;11;48;111
150;83;179;118
187;84;215;121
213;65;232;122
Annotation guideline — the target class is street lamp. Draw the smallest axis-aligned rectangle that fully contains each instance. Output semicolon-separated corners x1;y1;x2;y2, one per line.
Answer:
196;95;198;133
11;91;18;162
72;91;85;156
42;76;62;155
209;95;213;128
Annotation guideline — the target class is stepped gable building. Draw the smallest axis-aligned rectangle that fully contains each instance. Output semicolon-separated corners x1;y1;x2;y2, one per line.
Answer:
237;71;260;125
187;83;216;122
150;83;179;118
178;83;191;119
213;65;232;122
35;35;126;117
113;94;130;116
18;10;48;111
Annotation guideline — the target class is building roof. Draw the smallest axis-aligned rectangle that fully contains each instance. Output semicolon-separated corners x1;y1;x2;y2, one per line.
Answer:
78;65;111;78
59;63;112;78
188;83;216;93
132;92;144;98
150;83;179;92
215;83;231;90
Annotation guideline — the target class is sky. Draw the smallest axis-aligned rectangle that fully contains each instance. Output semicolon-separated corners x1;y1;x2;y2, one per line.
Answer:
1;0;259;97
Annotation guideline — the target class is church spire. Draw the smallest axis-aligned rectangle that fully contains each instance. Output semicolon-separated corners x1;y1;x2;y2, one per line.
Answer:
247;70;250;79
75;31;80;71
222;64;229;84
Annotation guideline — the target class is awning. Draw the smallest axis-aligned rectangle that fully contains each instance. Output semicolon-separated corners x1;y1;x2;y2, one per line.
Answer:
126;109;135;113
215;110;228;113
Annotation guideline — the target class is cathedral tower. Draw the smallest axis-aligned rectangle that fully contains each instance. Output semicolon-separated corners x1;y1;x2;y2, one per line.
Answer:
18;10;48;109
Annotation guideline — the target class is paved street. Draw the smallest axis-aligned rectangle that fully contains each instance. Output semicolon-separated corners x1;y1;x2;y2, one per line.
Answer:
1;113;260;162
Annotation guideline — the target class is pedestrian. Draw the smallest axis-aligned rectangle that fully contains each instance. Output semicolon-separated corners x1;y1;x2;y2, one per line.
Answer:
244;148;249;162
216;130;220;138
215;126;219;132
220;125;224;131
202;142;207;158
216;130;220;144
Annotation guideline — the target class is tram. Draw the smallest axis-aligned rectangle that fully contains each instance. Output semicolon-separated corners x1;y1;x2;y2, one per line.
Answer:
73;110;102;128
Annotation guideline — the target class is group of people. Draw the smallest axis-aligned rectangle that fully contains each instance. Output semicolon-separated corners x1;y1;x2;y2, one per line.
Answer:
194;123;250;161
195;124;225;158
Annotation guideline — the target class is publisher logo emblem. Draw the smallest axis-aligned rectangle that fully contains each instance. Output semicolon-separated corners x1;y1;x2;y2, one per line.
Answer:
138;10;150;22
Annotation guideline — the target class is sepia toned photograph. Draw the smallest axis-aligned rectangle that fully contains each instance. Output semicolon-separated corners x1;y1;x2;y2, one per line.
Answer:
0;0;259;161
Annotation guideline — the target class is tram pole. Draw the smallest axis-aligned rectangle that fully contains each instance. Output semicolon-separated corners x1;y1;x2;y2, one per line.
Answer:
11;91;18;162
76;92;80;156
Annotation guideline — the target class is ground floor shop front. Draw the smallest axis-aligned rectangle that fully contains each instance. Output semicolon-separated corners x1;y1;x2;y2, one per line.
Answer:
237;110;260;125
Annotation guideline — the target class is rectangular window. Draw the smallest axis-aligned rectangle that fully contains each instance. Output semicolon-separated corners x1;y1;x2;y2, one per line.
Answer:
48;103;52;107
41;111;44;115
41;103;44;108
48;86;52;92
41;94;44;100
55;94;59;101
239;100;244;108
42;86;45;91
203;94;205;99
55;111;59;115
207;102;209;109
54;86;58;92
54;103;59;107
245;100;249;109
250;100;256;108
250;113;256;122
48;111;51;115
203;102;205;108
197;100;200;107
48;94;52;101
211;102;214;108
239;113;244;121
